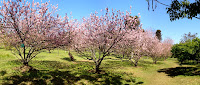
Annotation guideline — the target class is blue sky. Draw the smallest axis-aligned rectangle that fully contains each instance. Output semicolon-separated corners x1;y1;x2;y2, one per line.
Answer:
31;0;199;43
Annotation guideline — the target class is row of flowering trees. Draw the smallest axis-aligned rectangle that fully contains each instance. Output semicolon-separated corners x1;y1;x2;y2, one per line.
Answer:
0;0;173;73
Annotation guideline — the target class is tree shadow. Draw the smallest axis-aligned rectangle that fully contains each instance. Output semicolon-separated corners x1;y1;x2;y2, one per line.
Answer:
77;71;143;85
61;57;76;61
0;70;7;76
2;69;142;85
2;69;81;85
104;61;134;68
0;47;4;49
196;64;200;68
30;60;70;69
78;73;124;85
157;67;200;77
139;60;153;64
137;60;157;68
49;70;80;85
2;69;47;85
2;59;143;84
179;61;199;65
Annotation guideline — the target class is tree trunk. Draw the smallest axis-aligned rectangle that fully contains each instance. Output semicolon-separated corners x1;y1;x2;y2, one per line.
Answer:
95;64;100;73
129;52;133;61
122;53;125;59
23;61;29;66
134;61;138;67
153;60;157;64
48;49;51;53
95;56;105;73
68;51;74;61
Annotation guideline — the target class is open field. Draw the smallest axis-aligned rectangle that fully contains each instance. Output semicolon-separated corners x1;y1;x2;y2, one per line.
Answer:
0;48;200;85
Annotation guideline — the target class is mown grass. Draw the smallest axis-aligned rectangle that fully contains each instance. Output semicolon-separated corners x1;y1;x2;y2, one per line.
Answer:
0;48;200;85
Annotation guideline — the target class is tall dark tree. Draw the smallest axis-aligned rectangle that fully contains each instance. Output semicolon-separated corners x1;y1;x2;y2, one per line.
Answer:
156;30;162;41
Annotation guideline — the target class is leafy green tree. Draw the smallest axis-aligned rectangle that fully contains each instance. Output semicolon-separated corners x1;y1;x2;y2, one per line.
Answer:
171;37;200;64
191;38;200;63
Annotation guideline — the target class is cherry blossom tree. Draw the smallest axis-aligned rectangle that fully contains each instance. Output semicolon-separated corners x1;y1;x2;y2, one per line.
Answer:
0;0;75;66
161;38;173;60
74;8;140;73
125;30;148;67
114;29;142;66
143;31;173;64
116;28;161;66
114;14;142;61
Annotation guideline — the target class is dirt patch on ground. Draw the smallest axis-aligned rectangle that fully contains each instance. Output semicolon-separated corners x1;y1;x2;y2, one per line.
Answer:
13;65;37;72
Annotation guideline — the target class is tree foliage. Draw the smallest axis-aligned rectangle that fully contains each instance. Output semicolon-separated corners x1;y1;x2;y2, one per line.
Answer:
144;31;173;64
0;0;175;73
167;0;200;21
171;37;200;64
125;15;141;30
74;8;141;73
146;0;200;21
0;0;75;66
156;29;162;41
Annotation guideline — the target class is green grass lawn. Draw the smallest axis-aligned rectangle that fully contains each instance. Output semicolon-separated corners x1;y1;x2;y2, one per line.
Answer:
0;48;200;85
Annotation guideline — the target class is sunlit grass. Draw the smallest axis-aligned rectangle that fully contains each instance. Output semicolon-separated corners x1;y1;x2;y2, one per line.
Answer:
0;48;200;85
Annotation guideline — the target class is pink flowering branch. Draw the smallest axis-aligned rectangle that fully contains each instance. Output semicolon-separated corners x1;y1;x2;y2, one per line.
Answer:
0;0;75;66
74;8;141;73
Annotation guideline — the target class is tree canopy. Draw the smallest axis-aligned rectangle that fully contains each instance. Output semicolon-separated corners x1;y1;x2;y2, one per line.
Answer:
146;0;200;21
171;37;200;64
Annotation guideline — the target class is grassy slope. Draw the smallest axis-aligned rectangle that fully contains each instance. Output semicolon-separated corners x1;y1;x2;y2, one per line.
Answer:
0;48;200;85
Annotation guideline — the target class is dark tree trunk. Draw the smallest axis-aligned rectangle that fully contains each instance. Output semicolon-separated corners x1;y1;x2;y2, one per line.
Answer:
120;53;125;61
153;60;157;64
23;61;29;66
95;56;106;73
122;52;125;59
48;49;51;53
68;51;74;61
95;64;100;73
134;61;138;67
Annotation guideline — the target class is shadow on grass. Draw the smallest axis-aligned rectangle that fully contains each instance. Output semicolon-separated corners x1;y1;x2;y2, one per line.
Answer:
196;64;200;68
103;59;162;69
2;69;142;85
0;47;4;49
137;60;164;68
0;70;7;76
78;72;124;85
139;60;153;64
3;60;143;84
2;69;80;85
157;67;200;77
61;57;76;61
104;61;134;68
179;61;199;65
30;60;70;69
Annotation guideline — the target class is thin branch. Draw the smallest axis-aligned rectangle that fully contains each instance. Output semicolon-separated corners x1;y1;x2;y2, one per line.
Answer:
155;0;169;6
14;45;23;60
28;51;41;62
10;49;22;61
